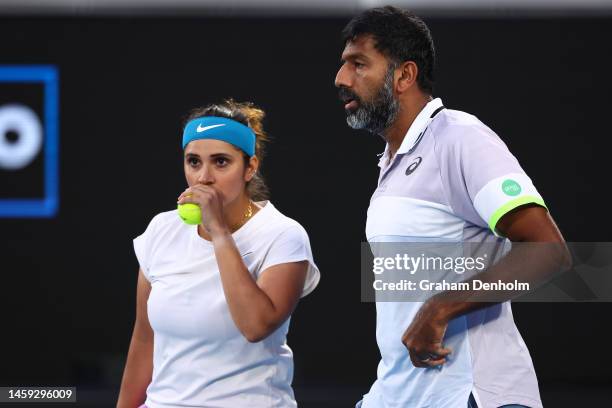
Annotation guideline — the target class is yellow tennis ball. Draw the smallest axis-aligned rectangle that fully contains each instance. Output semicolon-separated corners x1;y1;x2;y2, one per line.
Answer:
177;203;201;225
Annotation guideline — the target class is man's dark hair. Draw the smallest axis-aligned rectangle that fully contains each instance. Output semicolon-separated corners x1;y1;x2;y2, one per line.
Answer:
342;6;435;94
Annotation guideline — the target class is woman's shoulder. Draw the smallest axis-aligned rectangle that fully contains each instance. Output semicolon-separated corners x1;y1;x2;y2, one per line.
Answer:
256;202;309;237
151;208;180;223
149;208;180;225
141;209;183;236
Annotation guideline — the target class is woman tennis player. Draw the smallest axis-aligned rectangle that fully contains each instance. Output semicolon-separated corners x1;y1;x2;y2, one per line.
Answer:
117;100;320;408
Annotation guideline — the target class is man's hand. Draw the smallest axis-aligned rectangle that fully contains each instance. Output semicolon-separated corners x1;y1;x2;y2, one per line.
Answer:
401;301;452;368
401;205;568;369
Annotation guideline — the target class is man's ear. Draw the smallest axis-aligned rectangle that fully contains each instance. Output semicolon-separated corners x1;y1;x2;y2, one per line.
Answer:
396;61;419;94
245;155;259;181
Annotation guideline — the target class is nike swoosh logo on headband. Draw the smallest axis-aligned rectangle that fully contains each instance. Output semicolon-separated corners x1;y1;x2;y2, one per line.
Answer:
196;123;226;133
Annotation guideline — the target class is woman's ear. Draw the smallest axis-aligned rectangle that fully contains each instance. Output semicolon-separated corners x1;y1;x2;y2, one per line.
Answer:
245;155;259;182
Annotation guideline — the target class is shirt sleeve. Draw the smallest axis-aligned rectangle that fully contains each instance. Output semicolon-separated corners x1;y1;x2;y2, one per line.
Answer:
133;214;159;282
436;121;547;237
259;225;320;298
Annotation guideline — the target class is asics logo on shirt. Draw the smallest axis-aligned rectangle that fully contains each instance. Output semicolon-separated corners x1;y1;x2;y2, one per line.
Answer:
405;157;423;176
196;123;226;133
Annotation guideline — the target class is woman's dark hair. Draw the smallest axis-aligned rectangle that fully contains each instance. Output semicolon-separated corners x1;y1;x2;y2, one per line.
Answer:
342;6;435;94
184;99;270;201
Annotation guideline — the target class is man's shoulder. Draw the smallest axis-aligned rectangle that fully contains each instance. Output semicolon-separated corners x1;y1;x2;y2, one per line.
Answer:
429;108;500;148
433;108;492;134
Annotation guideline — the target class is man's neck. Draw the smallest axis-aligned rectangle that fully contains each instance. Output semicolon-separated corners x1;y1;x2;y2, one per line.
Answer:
383;94;433;160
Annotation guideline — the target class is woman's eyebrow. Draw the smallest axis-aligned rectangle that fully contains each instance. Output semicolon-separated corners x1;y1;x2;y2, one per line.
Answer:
209;153;232;159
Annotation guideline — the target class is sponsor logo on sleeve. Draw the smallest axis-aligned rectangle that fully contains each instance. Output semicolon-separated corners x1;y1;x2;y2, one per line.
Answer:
502;179;522;196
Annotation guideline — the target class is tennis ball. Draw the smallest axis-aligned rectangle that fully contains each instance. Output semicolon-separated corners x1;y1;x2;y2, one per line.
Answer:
178;203;201;225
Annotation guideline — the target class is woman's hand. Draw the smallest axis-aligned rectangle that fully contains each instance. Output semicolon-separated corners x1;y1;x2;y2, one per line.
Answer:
177;185;228;235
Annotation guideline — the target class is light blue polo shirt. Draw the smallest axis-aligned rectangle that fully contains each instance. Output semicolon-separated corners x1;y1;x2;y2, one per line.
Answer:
362;98;545;408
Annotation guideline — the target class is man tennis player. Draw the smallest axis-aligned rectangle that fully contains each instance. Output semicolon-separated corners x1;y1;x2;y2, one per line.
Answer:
334;6;569;408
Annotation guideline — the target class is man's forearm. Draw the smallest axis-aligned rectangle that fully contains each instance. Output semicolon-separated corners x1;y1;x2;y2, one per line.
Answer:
428;240;571;321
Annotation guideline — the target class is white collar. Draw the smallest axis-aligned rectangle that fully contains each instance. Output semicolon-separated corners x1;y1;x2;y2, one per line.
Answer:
378;97;444;167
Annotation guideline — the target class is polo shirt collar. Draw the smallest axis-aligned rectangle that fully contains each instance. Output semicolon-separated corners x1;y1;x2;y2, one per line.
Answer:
378;97;444;168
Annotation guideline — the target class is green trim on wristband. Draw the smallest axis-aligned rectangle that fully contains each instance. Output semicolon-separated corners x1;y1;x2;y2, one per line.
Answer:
488;196;547;236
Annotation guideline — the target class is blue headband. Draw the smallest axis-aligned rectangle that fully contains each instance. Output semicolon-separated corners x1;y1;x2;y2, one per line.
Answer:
182;116;256;157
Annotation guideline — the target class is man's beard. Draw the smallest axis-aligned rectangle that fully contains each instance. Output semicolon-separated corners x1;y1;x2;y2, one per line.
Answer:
341;66;400;135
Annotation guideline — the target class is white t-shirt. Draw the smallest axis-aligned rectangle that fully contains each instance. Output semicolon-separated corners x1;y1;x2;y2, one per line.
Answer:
133;201;320;408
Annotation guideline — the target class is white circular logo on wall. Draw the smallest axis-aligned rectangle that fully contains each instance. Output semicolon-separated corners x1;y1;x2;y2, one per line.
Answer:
0;104;43;170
